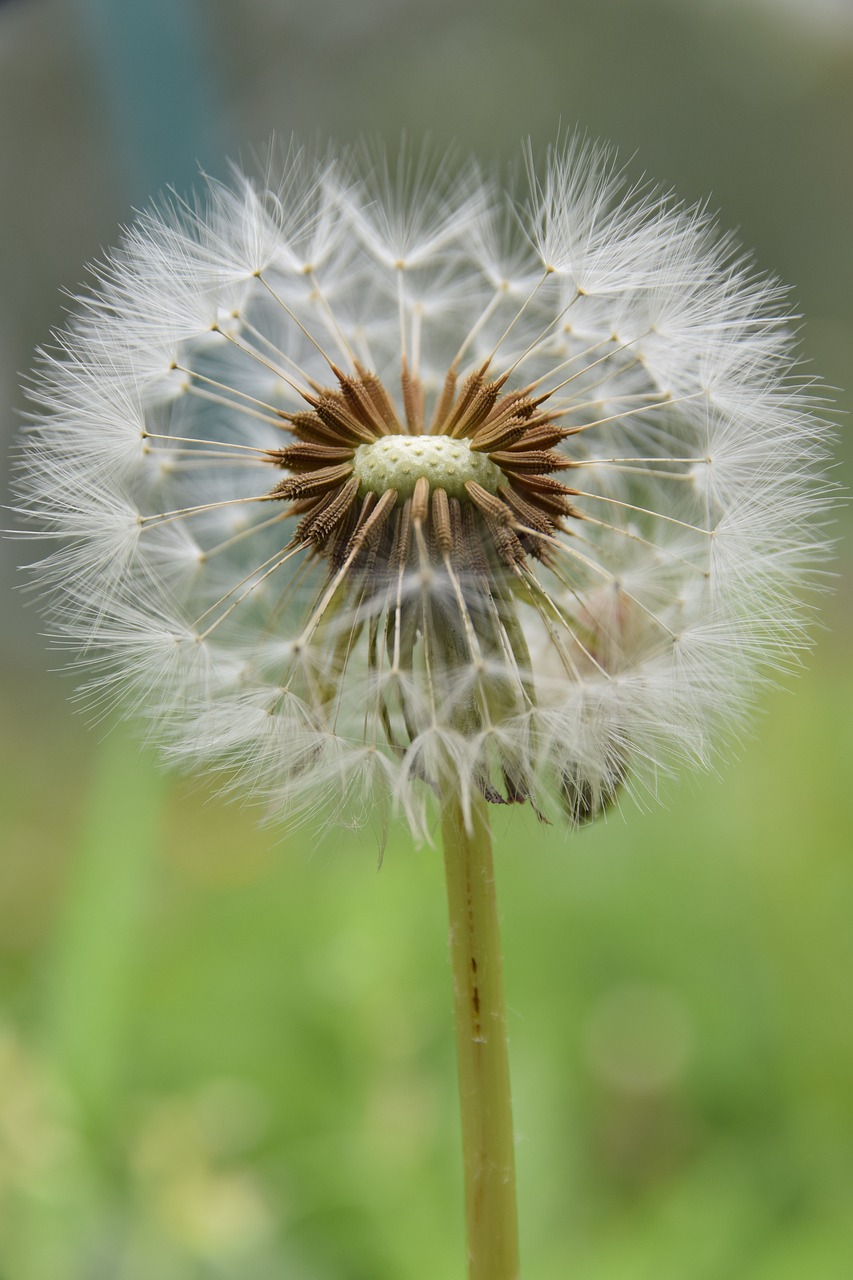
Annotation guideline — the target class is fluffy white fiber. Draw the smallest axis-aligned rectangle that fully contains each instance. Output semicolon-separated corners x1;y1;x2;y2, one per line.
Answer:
14;138;834;838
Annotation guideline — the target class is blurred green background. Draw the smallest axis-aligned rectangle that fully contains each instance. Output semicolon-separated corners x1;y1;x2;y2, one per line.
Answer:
1;1;851;1277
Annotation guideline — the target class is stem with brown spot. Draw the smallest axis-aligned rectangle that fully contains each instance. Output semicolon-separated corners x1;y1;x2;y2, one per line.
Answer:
441;789;520;1280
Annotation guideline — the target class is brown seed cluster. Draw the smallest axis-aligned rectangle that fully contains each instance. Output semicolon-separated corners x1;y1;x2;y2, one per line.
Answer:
265;359;581;579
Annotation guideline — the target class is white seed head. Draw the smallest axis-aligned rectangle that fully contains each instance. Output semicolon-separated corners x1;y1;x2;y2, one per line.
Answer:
13;138;835;839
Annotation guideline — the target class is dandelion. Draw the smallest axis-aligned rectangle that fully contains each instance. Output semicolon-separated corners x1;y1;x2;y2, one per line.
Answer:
14;138;833;1279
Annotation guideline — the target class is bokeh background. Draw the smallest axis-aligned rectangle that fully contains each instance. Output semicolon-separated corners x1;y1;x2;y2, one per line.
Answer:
1;1;851;1277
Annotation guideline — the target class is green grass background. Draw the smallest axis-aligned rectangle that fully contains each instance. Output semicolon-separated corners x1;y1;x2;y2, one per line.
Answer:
1;623;850;1279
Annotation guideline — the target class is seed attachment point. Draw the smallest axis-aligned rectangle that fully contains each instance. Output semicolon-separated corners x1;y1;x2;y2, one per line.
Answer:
352;434;504;500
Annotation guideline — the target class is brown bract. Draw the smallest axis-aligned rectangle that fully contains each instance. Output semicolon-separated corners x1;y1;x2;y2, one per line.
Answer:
263;360;581;582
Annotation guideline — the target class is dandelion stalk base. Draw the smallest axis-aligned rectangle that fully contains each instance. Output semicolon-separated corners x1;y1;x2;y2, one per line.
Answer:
441;792;520;1280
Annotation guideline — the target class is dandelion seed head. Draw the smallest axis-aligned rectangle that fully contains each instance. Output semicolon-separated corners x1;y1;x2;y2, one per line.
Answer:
14;138;834;838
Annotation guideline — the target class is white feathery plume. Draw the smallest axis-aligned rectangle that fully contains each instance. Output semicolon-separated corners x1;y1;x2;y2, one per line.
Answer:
14;138;834;839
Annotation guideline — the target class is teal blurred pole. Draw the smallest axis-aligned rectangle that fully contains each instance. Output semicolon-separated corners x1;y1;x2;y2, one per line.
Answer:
47;0;230;1112
51;0;228;1121
71;0;230;198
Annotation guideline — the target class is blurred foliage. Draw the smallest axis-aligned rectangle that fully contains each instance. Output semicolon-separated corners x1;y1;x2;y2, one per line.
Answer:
0;632;851;1278
1;0;851;1276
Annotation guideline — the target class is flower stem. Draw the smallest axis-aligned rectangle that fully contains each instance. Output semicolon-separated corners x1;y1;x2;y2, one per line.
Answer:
441;791;520;1280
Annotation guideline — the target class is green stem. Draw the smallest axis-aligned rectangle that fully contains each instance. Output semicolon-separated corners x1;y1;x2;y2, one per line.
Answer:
441;790;520;1280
